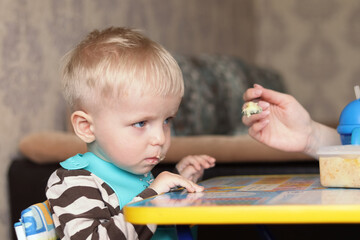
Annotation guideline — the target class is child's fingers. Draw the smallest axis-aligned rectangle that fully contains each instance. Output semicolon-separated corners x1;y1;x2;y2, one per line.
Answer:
184;156;202;171
204;155;216;166
182;180;204;193
169;173;204;192
150;171;204;194
198;155;215;169
176;155;216;177
180;166;201;182
191;155;215;170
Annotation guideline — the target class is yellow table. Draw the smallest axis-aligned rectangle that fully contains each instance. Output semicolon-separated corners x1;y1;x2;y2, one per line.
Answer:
124;174;360;239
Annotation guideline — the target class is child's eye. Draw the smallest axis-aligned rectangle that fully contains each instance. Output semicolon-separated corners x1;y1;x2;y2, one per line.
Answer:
164;117;173;125
133;121;146;128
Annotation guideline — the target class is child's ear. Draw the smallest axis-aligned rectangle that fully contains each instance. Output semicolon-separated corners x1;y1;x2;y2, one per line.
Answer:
71;111;95;143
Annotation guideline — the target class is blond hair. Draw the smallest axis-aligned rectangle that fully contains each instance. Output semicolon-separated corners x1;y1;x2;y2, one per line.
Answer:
61;27;184;110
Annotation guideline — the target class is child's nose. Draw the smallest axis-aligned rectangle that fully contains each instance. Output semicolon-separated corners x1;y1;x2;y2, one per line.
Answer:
150;127;166;146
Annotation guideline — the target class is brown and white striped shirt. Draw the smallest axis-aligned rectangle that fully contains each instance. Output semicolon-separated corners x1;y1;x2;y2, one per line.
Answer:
46;168;157;240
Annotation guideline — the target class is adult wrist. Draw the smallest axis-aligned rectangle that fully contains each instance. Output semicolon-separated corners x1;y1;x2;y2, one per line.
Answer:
303;121;321;158
304;121;341;158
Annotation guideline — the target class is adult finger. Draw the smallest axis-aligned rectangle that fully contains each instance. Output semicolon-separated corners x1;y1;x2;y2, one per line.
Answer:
243;87;263;102
248;119;269;139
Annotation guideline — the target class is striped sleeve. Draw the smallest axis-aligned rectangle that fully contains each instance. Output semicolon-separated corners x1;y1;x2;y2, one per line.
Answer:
46;168;157;240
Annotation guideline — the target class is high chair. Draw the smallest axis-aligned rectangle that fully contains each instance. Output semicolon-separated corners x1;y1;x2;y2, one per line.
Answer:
14;200;190;240
14;200;58;240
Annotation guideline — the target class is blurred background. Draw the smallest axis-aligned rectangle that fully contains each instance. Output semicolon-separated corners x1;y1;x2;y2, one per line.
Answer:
1;0;359;238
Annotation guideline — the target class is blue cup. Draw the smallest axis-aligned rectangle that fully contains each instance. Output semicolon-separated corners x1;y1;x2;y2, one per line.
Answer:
337;99;360;145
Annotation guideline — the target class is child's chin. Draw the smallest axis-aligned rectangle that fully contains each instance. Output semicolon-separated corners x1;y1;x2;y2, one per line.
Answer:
133;166;155;175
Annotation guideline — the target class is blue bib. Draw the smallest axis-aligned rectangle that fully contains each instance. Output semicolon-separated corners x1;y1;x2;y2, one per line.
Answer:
60;152;153;209
60;152;187;240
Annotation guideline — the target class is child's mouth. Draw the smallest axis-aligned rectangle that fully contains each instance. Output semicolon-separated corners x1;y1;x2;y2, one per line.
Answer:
146;156;161;164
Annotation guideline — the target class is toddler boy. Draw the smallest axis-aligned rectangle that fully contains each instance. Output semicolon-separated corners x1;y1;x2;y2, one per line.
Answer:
46;27;215;239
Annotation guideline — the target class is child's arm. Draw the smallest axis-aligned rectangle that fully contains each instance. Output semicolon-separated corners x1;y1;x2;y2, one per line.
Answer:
47;169;204;240
242;84;340;157
46;169;157;240
175;155;216;182
149;170;205;194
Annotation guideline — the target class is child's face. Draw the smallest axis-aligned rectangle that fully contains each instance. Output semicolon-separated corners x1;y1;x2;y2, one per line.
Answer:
89;92;182;175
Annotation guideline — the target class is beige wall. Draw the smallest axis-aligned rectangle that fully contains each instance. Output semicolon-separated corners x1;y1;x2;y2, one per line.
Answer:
255;0;360;125
0;0;254;238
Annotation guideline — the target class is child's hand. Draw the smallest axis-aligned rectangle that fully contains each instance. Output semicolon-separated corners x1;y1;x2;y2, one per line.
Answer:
149;171;204;195
176;155;216;182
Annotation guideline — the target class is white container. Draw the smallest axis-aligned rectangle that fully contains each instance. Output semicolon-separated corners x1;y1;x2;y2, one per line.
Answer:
318;145;360;188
